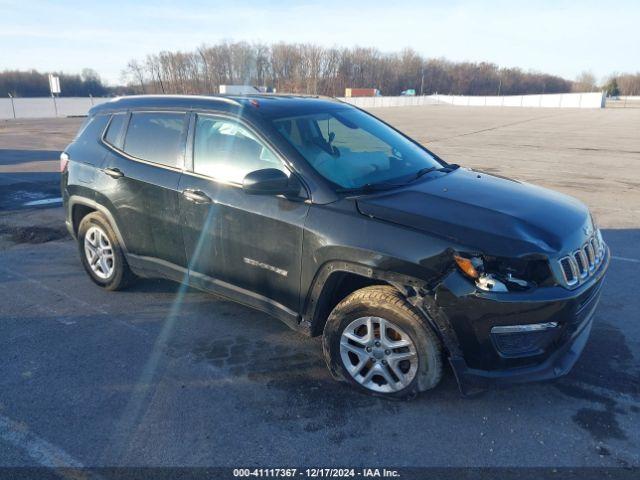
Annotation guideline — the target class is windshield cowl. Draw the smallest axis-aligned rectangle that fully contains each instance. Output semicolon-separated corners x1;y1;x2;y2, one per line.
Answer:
335;164;459;195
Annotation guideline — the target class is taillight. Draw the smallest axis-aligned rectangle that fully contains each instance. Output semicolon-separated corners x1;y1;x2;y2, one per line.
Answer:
60;152;70;172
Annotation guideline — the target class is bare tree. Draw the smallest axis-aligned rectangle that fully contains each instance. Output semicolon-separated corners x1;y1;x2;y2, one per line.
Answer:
121;60;146;94
120;40;576;97
573;71;598;92
616;73;640;95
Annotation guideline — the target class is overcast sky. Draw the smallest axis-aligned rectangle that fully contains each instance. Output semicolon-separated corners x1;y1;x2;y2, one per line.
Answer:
1;0;638;85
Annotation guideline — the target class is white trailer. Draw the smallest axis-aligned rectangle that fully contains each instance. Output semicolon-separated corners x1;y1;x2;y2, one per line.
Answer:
219;85;264;95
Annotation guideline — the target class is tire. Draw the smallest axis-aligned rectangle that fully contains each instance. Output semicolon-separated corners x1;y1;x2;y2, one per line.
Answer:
323;285;442;399
77;211;134;291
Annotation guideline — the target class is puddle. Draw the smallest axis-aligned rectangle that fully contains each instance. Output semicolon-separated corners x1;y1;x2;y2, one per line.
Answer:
573;407;627;441
569;322;639;396
554;382;628;442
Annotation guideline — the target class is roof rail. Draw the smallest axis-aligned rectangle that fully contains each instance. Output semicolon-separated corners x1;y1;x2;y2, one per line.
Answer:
225;92;339;102
104;94;244;107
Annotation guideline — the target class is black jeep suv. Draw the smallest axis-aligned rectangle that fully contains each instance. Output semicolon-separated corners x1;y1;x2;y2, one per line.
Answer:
61;94;609;397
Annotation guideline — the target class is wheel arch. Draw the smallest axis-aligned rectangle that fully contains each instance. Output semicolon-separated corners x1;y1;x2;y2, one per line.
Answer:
68;196;128;253
302;261;429;337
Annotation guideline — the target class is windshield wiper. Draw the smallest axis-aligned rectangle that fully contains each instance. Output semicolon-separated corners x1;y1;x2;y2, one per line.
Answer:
413;166;438;179
336;164;460;194
335;182;403;194
408;163;460;183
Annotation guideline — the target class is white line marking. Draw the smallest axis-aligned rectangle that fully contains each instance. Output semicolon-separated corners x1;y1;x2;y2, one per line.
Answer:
22;197;62;206
0;266;108;315
0;265;148;336
612;255;640;264
0;413;104;479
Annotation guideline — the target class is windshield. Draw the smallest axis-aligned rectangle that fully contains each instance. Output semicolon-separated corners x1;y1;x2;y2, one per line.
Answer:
271;108;442;190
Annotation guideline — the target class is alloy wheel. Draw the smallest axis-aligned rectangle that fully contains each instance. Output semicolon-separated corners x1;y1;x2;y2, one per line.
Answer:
84;225;115;279
340;316;418;393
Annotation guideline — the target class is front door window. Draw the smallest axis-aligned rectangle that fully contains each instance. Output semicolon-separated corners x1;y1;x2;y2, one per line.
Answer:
193;115;288;183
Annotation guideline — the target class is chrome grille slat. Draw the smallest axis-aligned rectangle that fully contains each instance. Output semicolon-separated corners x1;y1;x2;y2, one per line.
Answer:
560;257;578;286
584;243;595;270
574;250;587;277
590;238;599;262
557;231;604;288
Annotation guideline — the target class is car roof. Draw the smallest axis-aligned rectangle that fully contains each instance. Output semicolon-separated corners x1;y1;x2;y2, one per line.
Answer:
89;94;349;119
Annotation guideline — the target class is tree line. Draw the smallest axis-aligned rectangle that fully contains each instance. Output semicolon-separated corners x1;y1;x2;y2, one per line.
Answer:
0;69;112;97
602;73;640;96
121;41;576;97
3;41;639;98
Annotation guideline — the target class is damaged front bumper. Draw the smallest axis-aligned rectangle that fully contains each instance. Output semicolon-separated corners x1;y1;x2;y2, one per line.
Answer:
426;246;610;395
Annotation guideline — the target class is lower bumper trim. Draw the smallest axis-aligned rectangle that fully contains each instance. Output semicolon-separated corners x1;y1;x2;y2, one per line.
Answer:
451;312;594;395
491;322;558;334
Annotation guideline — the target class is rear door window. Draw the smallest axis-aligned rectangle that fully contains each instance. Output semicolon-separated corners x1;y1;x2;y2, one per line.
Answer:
123;112;186;167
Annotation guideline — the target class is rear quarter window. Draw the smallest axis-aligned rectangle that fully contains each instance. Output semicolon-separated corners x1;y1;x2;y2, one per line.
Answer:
104;113;127;149
123;112;186;167
74;114;110;147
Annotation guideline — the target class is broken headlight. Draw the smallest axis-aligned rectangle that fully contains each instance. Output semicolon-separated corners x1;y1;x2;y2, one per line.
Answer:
454;253;552;292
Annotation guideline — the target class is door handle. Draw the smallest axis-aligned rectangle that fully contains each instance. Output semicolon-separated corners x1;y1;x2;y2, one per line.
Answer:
102;167;124;179
182;189;212;204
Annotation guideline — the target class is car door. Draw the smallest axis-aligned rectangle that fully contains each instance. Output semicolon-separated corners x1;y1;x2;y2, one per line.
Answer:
96;111;189;279
178;112;309;320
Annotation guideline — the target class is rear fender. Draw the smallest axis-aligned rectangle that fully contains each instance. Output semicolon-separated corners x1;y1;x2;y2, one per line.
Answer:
67;195;128;253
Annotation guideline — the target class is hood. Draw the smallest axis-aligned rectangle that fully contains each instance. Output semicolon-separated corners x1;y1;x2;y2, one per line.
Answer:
356;168;591;257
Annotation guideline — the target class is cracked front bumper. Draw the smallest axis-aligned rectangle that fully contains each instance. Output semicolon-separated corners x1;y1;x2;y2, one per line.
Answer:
433;247;609;394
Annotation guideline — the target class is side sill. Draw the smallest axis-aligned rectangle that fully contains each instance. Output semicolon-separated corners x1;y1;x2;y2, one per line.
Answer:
126;253;308;336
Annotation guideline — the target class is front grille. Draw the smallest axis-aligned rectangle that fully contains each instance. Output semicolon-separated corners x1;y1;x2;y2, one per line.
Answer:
558;230;605;288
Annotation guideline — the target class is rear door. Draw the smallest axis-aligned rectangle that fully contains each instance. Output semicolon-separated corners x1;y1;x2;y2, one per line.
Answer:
178;113;309;318
96;111;189;278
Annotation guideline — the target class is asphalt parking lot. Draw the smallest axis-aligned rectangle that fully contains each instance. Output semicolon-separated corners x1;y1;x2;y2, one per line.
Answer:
1;106;639;471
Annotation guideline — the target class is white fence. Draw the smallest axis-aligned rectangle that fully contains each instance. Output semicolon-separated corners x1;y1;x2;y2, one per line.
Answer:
1;91;606;119
338;95;441;108
0;96;110;119
339;92;605;109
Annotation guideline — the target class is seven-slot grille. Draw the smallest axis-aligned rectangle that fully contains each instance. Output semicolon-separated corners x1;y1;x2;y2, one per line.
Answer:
558;230;605;288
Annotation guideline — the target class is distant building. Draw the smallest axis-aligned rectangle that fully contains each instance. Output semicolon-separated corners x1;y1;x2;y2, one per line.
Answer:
344;88;380;97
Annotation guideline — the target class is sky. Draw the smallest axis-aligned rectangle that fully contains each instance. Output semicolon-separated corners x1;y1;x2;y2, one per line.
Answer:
1;0;638;85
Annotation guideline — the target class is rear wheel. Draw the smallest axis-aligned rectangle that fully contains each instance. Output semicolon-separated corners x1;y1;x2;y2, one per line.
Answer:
77;212;134;291
323;285;442;398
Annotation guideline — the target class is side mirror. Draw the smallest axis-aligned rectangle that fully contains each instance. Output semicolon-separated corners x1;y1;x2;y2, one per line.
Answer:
242;168;298;196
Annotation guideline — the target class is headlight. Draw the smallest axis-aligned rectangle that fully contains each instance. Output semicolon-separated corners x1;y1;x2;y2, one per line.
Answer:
454;254;538;292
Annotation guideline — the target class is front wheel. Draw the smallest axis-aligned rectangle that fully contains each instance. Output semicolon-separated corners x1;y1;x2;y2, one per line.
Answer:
323;285;443;398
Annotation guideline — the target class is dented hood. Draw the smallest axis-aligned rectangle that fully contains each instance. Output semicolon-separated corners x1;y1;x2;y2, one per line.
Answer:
356;168;590;257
